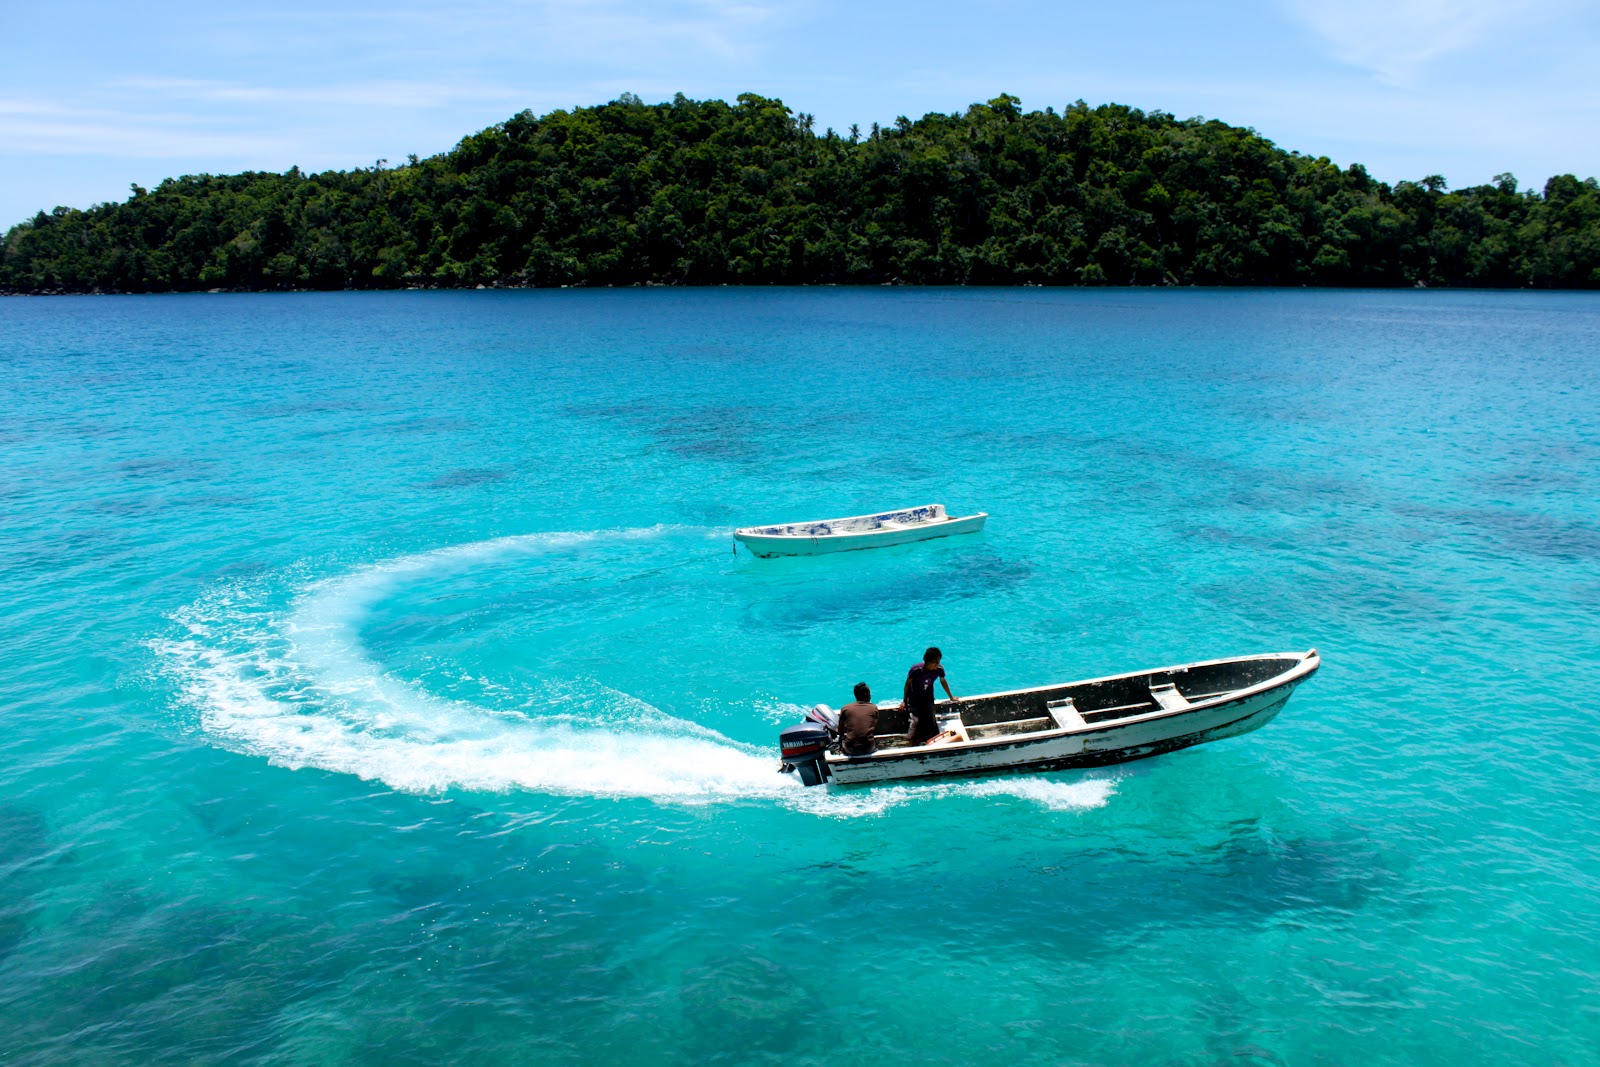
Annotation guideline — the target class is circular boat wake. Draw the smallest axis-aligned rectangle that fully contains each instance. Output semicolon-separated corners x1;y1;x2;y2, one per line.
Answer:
153;528;1118;816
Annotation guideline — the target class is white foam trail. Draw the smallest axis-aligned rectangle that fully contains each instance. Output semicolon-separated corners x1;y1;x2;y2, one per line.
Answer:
154;528;1117;815
158;528;790;802
957;776;1118;811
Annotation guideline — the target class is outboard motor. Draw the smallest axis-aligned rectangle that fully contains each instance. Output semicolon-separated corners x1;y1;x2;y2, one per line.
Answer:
779;722;833;787
804;702;839;731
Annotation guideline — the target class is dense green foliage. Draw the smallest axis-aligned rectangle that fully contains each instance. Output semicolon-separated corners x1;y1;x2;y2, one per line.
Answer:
5;92;1600;291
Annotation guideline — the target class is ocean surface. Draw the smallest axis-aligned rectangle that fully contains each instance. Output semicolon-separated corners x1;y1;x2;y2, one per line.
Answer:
1;289;1597;1065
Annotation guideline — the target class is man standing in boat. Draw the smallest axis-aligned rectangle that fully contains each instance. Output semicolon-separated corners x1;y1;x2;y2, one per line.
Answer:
904;647;957;745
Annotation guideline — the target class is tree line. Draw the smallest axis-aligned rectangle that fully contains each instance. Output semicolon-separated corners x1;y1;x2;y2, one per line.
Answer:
4;92;1598;292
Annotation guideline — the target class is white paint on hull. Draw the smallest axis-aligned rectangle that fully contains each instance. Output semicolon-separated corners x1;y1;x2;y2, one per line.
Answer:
822;652;1317;786
734;505;987;557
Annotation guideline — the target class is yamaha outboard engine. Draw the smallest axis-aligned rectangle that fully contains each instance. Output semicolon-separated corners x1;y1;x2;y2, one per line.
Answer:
803;702;839;731
779;722;833;787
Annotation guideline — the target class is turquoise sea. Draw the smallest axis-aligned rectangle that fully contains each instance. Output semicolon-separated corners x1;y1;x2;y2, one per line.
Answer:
2;289;1598;1064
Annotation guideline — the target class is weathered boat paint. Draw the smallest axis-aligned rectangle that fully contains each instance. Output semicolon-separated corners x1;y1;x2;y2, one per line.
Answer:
734;504;987;557
809;650;1319;786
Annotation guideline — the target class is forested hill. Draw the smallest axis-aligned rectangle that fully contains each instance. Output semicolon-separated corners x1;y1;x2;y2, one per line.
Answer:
5;92;1600;292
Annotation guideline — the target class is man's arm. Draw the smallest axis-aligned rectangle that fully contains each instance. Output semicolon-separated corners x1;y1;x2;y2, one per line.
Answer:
941;676;956;701
903;673;913;706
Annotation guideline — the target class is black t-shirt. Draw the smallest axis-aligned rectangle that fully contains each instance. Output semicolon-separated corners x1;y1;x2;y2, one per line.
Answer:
905;663;945;709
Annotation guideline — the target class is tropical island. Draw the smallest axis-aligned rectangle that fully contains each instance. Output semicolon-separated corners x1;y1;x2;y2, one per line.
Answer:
3;92;1597;293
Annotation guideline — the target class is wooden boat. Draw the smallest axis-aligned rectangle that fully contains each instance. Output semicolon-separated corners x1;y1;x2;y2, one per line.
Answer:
778;650;1319;786
734;504;987;557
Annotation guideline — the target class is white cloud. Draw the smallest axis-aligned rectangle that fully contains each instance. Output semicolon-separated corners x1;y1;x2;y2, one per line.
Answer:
109;77;530;111
202;0;790;70
531;0;784;62
1281;0;1570;82
0;98;292;158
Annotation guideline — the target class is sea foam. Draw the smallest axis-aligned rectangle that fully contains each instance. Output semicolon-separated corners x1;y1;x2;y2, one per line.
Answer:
154;528;1113;816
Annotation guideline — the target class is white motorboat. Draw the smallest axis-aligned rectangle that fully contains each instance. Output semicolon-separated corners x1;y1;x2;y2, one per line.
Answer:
779;650;1320;786
734;504;987;557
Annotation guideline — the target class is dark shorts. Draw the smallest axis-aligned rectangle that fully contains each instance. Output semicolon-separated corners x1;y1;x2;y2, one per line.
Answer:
907;704;938;742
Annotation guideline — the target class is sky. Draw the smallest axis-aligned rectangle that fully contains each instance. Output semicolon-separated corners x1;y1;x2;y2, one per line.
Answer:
2;0;1598;228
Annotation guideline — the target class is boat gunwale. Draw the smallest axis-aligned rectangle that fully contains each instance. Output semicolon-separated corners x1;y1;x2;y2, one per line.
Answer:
827;695;1295;784
825;649;1319;765
733;508;987;541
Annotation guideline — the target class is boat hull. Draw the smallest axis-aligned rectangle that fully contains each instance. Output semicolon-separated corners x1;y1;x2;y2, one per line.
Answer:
735;513;986;557
824;667;1310;786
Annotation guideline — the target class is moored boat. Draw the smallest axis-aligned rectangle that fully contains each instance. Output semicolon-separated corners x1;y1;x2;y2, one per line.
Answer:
734;504;986;557
779;650;1319;786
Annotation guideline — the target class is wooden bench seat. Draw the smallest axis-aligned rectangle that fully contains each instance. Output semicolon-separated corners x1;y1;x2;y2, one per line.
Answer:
1149;682;1192;712
1046;697;1087;730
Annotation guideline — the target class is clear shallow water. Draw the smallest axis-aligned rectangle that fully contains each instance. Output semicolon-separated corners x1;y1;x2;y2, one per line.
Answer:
2;289;1598;1064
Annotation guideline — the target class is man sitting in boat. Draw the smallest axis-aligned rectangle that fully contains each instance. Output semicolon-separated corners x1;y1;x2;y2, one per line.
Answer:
904;647;957;745
837;683;879;757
